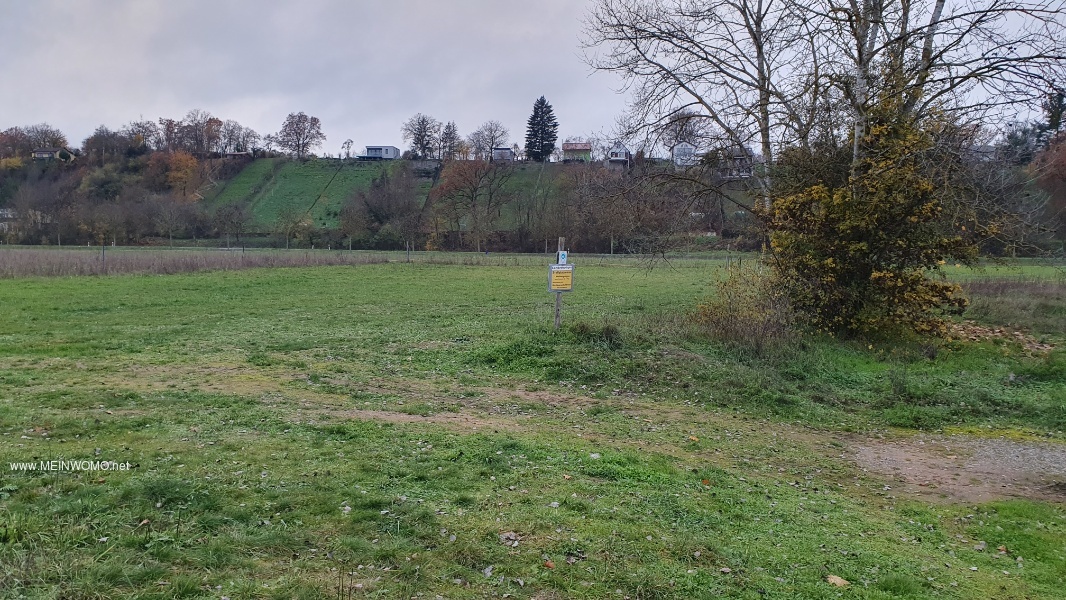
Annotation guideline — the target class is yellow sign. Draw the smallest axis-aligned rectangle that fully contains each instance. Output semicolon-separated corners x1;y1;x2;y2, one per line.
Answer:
548;264;574;292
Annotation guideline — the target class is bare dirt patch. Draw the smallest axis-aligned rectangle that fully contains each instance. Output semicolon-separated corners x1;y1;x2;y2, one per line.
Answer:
854;434;1066;503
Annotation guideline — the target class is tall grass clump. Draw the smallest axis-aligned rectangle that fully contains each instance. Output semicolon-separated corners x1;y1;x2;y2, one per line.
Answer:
0;248;389;278
695;262;795;356
963;276;1066;334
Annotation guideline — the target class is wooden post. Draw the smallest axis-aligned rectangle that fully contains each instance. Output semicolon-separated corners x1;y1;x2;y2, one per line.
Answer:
100;241;106;273
554;236;564;330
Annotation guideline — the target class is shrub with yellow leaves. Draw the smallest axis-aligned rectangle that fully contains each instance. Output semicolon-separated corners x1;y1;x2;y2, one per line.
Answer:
765;102;976;336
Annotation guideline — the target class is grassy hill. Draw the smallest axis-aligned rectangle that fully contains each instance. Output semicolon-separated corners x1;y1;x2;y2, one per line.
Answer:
205;159;564;234
202;159;755;246
206;159;395;231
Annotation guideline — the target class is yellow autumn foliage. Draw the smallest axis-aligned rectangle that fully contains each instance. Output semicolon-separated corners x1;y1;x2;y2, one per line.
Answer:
766;102;976;336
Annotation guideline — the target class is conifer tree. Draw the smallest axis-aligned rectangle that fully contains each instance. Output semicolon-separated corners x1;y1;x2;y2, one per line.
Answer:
439;121;461;160
524;96;558;162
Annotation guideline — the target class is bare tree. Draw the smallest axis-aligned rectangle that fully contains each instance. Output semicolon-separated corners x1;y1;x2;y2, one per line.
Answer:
455;138;473;161
181;109;222;155
430;160;513;251
262;133;278;153
0;127;31;158
401;113;442;159
274;204;310;248
467;120;510;161
23;123;69;149
152;194;187;246
342;139;354;159
339;198;370;250
275;112;327;159
585;0;1066;173
805;0;1066;171
81;125;130;166
157;118;182;152
237;126;261;154
219;120;244;154
215;203;252;248
584;0;819;197
123;119;160;151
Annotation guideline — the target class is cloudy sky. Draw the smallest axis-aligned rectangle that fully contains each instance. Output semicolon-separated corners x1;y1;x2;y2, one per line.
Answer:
0;0;628;154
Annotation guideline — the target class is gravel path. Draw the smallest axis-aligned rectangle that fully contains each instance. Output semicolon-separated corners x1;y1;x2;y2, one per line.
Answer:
854;434;1066;503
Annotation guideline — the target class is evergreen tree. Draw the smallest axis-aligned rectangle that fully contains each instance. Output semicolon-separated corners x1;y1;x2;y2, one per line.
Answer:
439;121;461;160
524;96;559;162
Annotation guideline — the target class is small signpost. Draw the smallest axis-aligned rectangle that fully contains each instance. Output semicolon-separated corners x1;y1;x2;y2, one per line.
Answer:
549;237;573;330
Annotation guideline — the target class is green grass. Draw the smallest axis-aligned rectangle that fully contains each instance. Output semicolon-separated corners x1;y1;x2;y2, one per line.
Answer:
1;255;1064;598
205;156;284;205
206;159;393;230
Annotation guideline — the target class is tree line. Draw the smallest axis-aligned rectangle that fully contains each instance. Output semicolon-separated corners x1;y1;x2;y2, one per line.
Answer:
398;96;559;161
0;109;330;246
583;0;1066;335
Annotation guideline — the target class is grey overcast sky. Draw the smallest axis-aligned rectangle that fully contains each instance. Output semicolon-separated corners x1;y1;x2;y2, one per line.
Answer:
0;0;627;153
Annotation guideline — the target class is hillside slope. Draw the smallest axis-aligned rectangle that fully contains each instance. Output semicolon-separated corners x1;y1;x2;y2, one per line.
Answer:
206;159;389;230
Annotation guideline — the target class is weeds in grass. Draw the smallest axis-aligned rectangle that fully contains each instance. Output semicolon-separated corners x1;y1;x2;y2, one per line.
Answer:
0;247;389;277
964;276;1066;334
0;246;735;278
568;320;623;349
695;263;795;357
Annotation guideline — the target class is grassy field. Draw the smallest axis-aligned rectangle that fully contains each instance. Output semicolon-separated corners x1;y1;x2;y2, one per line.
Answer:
206;160;395;231
0;254;1064;598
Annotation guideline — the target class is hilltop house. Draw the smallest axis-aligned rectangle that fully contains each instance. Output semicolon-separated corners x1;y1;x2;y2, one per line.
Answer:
605;142;631;170
562;142;592;162
363;145;401;160
491;147;516;162
32;147;76;162
671;142;697;167
714;145;755;179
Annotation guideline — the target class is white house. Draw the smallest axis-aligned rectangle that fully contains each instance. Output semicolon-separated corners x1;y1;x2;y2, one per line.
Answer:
605;142;631;170
491;147;516;162
671;142;697;167
363;146;401;160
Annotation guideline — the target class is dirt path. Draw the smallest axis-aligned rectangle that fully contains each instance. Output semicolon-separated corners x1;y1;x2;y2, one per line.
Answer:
81;359;1066;504
853;434;1066;503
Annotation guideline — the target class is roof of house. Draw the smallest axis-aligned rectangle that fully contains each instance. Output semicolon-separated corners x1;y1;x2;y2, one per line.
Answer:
562;142;592;151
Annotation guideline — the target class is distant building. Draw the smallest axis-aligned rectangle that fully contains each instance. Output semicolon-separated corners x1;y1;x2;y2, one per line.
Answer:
363;146;401;160
0;208;15;234
31;147;75;162
491;147;516;162
714;145;754;179
671;142;697;167
967;144;999;162
605;142;631;170
562;142;592;162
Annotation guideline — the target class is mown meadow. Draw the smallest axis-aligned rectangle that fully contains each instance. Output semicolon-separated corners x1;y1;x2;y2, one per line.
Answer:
0;250;1064;599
